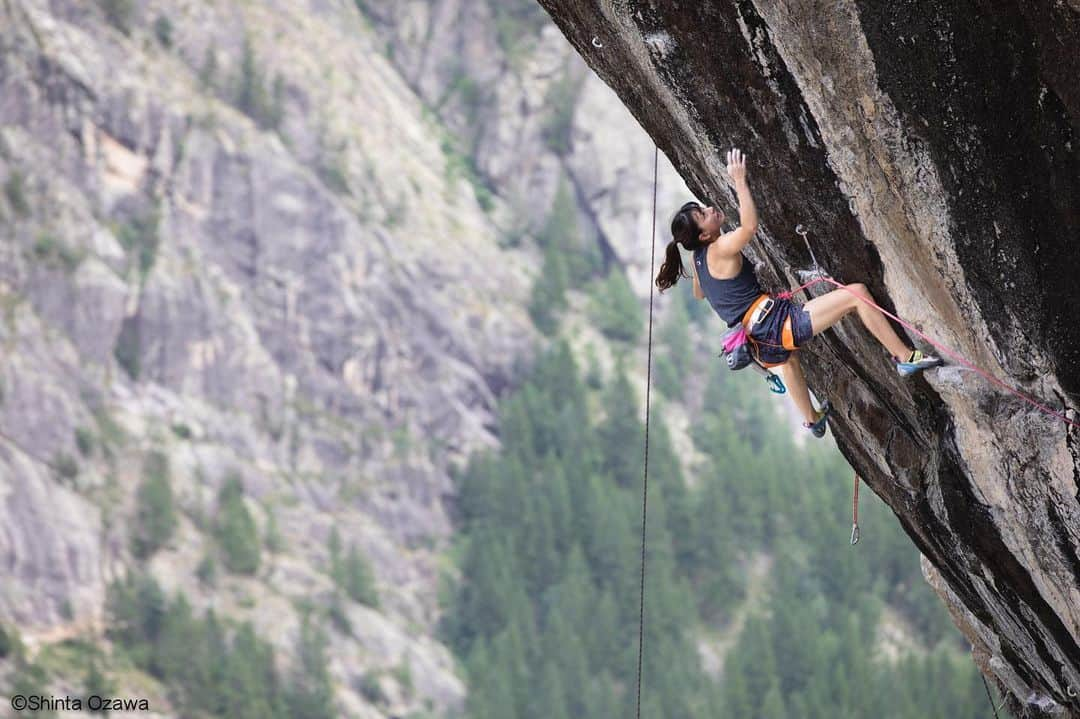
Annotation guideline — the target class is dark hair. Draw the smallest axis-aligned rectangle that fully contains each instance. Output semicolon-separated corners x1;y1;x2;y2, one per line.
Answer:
656;201;708;292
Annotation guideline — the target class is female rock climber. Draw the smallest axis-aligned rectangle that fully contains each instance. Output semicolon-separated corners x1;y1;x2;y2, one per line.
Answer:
655;148;941;438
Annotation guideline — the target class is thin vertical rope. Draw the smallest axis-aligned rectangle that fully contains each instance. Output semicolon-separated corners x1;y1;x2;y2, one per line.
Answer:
635;145;659;719
981;674;1002;719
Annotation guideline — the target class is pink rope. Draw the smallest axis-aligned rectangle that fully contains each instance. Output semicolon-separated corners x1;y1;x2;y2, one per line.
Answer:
787;276;1080;430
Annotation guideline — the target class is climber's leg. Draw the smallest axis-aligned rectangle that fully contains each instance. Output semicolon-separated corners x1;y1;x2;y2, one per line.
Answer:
781;353;831;437
780;353;816;424
803;283;910;360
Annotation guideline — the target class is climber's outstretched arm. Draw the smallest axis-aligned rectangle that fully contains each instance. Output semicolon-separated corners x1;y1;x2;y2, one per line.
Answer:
714;149;758;258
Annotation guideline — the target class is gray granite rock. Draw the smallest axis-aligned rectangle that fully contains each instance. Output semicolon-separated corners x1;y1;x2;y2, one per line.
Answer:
539;0;1080;715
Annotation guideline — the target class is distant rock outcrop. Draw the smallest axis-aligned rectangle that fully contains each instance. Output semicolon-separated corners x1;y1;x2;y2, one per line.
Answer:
537;1;1080;716
0;0;692;714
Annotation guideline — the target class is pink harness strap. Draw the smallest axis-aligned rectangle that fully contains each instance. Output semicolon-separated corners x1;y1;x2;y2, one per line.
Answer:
722;326;748;354
787;276;1080;430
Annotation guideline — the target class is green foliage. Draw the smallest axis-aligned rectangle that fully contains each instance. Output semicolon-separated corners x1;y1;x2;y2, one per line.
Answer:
98;0;134;34
285;617;336;719
4;171;29;216
317;151;350;195
170;422;192;439
116;206;161;278
32;233;84;271
327;591;352;636
0;622;20;659
357;670;386;704
596;369;644;489
536;176;602;283
444;344;708;717
588;268;642;343
153;15;173;47
84;654;116;714
486;0;548;62
92;404;127;448
235;36;284;130
343;545;379;607
264;506;284;553
653;354;680;399
328;526;342;570
328;528;378;607
541;71;582;155
528;245;568;335
131;451;177;559
106;572;167;668
438;134;494;212
105;573;326;719
660;295;693;371
442;67;489;129
441;327;988;719
196;554;218;587
52;452;79;482
392;660;414;698
10;659;55;717
75;426;95;456
215;475;261;575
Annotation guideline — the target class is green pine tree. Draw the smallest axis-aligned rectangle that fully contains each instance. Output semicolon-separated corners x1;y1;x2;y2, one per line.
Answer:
343;545;379;607
762;682;787;719
215;476;261;575
596;369;644;488
328;527;344;584
131;451;177;558
588;268;642;343
528;244;569;335
151;593;196;684
285;617;336;719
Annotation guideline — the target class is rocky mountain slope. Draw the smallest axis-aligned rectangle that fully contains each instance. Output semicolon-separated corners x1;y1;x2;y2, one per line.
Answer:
537;1;1080;716
0;0;695;715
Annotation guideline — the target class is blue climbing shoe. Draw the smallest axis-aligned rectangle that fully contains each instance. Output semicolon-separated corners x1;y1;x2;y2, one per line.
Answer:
803;399;831;439
896;350;943;377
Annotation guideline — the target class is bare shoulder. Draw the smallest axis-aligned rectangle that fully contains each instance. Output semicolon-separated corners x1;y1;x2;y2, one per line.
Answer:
705;238;743;280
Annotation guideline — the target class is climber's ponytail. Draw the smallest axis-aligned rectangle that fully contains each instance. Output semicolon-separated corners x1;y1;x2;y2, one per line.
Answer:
655;201;707;293
656;240;686;292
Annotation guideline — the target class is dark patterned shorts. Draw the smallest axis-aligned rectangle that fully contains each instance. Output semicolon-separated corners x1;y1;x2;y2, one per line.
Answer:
748;297;814;367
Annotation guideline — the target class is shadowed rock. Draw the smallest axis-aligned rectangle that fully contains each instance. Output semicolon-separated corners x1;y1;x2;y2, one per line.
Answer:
536;0;1080;715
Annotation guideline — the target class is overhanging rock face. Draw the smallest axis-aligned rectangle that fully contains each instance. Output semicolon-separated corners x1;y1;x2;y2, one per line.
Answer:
537;1;1080;715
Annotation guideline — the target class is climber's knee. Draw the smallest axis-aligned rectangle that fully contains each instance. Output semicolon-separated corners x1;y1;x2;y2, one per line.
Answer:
846;282;870;308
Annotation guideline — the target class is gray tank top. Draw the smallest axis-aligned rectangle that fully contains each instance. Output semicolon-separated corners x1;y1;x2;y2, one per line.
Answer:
693;248;763;326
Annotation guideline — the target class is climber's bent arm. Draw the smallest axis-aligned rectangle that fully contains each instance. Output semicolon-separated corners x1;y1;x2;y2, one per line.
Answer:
715;178;758;257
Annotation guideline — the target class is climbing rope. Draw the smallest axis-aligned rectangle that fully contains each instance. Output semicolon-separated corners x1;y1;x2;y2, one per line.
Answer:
981;673;1003;719
634;145;659;719
784;225;1076;551
850;472;860;546
779;273;1080;431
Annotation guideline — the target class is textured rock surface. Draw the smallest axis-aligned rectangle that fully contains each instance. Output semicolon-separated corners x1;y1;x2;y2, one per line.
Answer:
537;1;1080;716
0;0;542;712
0;0;697;714
355;0;692;289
